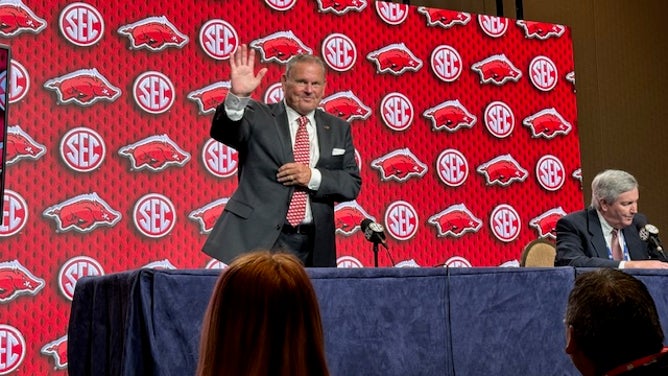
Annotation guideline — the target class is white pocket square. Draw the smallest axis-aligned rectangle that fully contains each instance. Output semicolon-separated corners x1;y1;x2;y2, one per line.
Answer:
332;148;345;156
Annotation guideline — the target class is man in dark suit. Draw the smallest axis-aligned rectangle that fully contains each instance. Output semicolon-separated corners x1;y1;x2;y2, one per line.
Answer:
201;44;361;267
555;169;668;268
564;268;668;375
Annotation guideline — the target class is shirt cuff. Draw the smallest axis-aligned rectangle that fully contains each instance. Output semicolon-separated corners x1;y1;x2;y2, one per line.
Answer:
618;261;626;269
224;92;251;121
308;168;322;190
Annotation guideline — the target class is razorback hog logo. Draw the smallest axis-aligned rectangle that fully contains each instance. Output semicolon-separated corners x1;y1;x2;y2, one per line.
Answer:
477;154;528;186
0;0;46;37
118;134;191;171
471;54;522;85
367;43;423;75
189;198;228;234
188;81;230;115
317;0;367;15
523;108;573;139
334;201;375;235
529;207;567;239
417;6;471;28
44;68;121;106
250;31;312;64
118;16;188;51
371;148;427;182
516;20;565;40
428;204;482;237
41;335;68;370
5;125;46;164
43;193;121;232
0;260;45;303
319;91;371;122
423;99;477;132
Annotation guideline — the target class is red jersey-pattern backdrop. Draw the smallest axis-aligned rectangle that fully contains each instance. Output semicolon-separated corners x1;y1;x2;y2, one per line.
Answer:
0;0;582;373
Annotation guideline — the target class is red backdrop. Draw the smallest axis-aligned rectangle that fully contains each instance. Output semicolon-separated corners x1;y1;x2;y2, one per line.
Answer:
0;0;582;373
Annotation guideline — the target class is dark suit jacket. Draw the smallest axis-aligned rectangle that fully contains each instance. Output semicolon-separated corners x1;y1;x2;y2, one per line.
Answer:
555;207;650;267
201;100;361;266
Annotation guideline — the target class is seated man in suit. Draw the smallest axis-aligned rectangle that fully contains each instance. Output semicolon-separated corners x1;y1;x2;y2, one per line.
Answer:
555;169;668;268
564;268;668;375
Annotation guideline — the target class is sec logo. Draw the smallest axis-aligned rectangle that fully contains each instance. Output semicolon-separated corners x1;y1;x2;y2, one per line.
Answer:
430;45;462;82
529;55;558;92
375;1;409;25
484;101;515;138
384;200;419;241
133;71;175;114
478;15;509;38
0;324;26;374
199;19;239;60
59;2;104;47
60;127;106;172
133;193;177;238
337;255;364;268
202;139;238;178
380;92;414;131
443;256;472;267
536;154;565;191
58;255;105;301
0;190;29;237
322;33;356;72
490;204;521;242
436;148;468;187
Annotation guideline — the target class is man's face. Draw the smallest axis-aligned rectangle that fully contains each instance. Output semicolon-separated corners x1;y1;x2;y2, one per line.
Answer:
600;187;638;229
281;61;326;115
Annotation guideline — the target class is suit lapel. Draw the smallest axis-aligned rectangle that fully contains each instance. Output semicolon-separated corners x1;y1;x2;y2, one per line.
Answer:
271;103;293;162
623;226;644;259
587;208;609;258
314;110;331;163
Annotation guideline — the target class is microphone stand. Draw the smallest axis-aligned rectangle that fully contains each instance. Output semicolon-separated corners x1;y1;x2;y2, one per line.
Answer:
654;247;668;263
373;242;379;268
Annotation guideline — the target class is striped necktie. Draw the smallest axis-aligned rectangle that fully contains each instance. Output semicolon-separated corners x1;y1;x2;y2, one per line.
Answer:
611;228;623;260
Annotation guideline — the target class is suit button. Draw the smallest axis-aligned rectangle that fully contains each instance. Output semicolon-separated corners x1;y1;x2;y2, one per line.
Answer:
275;224;281;230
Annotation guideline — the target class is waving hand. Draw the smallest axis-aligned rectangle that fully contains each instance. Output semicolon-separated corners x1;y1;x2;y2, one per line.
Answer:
229;44;268;97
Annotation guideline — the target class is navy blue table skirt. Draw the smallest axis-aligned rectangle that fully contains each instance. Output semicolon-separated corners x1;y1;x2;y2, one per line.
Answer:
67;267;668;376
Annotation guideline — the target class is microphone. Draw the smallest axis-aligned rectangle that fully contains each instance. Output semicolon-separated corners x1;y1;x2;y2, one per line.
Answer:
360;219;388;249
639;223;667;260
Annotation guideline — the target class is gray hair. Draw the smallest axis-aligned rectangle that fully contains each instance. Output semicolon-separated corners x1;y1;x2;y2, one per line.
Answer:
590;169;638;209
284;54;327;79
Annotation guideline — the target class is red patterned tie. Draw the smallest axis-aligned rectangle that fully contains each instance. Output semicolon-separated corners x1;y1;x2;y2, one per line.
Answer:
611;228;623;261
286;116;310;226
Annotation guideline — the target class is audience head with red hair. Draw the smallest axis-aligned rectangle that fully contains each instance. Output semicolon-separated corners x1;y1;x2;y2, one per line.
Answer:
196;250;330;376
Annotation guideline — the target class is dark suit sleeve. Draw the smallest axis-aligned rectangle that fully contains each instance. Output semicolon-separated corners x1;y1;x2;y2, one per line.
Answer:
210;101;254;151
555;214;620;268
312;118;361;203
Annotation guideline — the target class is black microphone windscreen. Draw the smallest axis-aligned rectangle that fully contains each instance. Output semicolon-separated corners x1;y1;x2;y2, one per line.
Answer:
360;218;372;231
